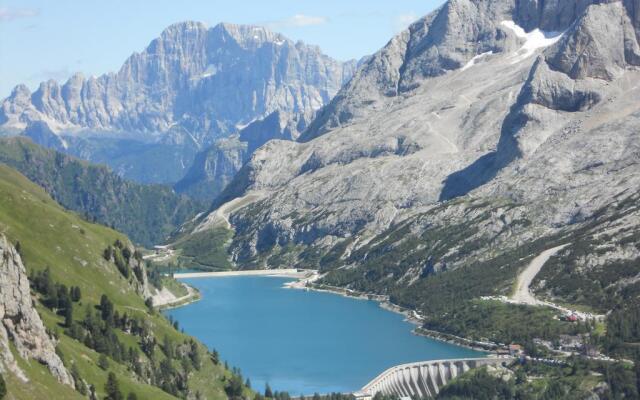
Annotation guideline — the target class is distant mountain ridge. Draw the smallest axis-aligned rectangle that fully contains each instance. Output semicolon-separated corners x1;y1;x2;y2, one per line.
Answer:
1;21;355;140
174;110;310;200
0;21;356;184
0;136;203;246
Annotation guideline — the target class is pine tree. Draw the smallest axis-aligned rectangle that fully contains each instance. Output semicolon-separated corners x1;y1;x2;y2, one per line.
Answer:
225;374;244;398
89;384;97;400
265;383;274;398
70;363;88;395
64;304;73;327
100;294;114;324
210;349;219;365
103;246;113;261
71;286;82;302
105;372;123;400
0;373;6;399
98;353;110;370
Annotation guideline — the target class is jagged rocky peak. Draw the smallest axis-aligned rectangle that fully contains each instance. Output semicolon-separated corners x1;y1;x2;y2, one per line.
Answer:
304;0;640;140
543;1;640;80
161;20;208;37
0;234;74;387
212;22;289;48
0;20;355;144
514;0;603;32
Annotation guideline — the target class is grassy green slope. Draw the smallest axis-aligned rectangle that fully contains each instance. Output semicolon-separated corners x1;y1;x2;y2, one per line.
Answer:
173;227;234;270
0;164;233;400
0;136;204;247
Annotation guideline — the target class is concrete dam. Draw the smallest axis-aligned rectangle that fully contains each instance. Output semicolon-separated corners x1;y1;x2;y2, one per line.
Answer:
356;357;509;399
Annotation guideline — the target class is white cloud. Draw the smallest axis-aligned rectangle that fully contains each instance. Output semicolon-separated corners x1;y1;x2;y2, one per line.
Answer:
265;14;329;30
393;13;419;33
0;7;39;22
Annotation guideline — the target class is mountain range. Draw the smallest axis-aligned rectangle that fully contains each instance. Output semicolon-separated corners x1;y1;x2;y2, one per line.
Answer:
0;22;356;185
2;1;640;397
187;0;640;324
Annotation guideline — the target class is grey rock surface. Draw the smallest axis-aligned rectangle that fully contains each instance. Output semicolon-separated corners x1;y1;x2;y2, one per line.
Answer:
191;0;640;276
1;21;354;141
0;234;74;387
1;22;356;184
174;110;311;201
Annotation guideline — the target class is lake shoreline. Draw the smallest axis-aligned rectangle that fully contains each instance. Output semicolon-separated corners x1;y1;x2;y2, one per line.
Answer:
173;268;305;279
295;280;500;355
166;270;489;394
153;283;202;310
158;289;201;310
170;268;499;354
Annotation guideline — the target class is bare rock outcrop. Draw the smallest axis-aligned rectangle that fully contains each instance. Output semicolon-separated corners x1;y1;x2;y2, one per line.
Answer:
0;234;74;387
190;0;640;271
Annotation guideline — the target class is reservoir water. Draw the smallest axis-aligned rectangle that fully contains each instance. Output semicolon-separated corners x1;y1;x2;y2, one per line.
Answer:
166;276;484;395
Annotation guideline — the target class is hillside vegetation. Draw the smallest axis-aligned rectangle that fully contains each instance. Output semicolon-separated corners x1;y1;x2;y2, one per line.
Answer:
0;164;246;399
0;137;204;247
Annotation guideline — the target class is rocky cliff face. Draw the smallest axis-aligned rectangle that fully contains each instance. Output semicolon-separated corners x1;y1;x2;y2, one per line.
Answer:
0;234;74;387
1;21;354;141
174;110;311;201
0;22;356;184
190;0;640;284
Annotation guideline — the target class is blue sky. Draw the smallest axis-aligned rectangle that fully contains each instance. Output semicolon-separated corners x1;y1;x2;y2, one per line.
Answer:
0;0;443;98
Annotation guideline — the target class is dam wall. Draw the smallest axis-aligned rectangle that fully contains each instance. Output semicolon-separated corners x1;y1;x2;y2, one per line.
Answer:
357;357;509;399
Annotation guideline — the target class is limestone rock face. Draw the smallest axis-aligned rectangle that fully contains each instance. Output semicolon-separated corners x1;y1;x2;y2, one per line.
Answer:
174;137;247;201
191;0;640;270
0;22;355;184
545;2;630;80
0;22;355;143
175;111;311;201
0;234;74;387
514;0;605;32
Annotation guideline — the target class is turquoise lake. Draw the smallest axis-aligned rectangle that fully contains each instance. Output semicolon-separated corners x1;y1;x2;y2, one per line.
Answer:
166;276;483;395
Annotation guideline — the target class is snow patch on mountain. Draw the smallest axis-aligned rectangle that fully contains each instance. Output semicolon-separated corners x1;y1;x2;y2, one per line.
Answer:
501;20;565;63
461;51;494;71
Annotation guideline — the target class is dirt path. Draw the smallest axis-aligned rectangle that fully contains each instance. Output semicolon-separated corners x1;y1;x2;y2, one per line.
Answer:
195;191;265;232
481;244;605;321
512;244;569;305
